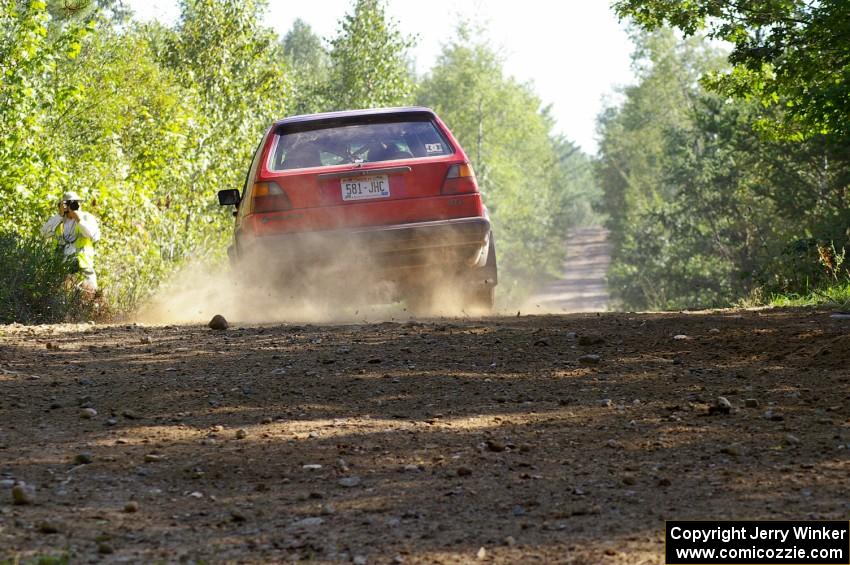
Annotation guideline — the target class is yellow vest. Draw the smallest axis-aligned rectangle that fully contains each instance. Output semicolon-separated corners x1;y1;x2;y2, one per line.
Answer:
54;218;95;271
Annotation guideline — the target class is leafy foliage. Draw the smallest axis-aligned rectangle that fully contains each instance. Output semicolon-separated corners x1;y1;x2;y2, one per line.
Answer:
613;0;850;142
597;29;850;310
326;0;415;110
0;0;596;321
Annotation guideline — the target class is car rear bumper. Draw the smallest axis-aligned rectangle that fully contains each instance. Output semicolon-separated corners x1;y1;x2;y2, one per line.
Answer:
236;216;493;274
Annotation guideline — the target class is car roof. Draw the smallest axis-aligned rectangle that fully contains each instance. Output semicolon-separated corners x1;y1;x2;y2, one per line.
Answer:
273;106;437;127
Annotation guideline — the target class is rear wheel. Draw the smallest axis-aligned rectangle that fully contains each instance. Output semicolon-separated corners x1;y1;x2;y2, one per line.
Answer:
463;233;497;313
465;286;495;312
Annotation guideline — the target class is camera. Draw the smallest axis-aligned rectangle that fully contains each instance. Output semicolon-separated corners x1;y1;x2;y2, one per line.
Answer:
64;200;80;211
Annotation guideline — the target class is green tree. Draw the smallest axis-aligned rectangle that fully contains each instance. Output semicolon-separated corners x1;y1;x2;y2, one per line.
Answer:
613;0;850;142
282;18;329;114
597;29;850;310
326;0;415;110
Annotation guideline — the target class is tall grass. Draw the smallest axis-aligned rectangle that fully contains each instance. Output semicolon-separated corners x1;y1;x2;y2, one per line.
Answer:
0;234;98;324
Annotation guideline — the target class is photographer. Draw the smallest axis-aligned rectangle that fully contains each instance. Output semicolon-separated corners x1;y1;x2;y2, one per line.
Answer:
40;191;101;291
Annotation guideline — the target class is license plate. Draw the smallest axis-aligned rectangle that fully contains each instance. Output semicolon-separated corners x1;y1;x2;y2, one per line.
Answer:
341;175;390;201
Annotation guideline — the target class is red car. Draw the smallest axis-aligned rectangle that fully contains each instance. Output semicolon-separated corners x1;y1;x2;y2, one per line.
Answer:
217;107;497;311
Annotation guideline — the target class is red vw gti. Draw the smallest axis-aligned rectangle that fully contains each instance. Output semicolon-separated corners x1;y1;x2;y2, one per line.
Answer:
218;107;497;311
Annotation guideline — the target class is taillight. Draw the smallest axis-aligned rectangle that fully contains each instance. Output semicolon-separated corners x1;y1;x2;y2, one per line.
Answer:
442;162;478;194
250;181;291;213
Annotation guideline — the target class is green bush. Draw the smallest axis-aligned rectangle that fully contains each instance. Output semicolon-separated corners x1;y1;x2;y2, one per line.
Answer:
0;234;95;324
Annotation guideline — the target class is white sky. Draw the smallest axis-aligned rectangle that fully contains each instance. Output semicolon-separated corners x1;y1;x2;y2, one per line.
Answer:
127;0;636;154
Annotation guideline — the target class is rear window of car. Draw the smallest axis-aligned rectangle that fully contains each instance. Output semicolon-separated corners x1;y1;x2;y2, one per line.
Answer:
268;115;454;171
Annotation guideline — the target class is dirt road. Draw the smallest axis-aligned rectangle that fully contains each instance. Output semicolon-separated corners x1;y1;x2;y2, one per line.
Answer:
1;309;849;563
523;227;611;314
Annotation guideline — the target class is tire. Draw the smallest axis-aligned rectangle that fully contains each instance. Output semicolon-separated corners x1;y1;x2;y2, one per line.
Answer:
464;233;497;312
466;286;495;312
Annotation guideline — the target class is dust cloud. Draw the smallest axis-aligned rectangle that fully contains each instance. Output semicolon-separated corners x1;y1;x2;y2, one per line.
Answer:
135;233;499;325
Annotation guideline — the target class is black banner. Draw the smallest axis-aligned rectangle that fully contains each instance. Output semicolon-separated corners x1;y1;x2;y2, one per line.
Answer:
666;521;850;564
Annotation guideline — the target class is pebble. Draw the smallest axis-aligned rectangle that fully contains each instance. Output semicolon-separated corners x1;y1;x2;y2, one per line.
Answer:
512;505;526;516
188;491;203;498
122;409;141;420
230;509;247;522
106;418;118;426
503;536;516;546
720;445;741;456
578;354;601;365
124;501;139;513
708;328;721;334
578;334;604;345
673;334;690;340
744;398;760;408
140;336;152;344
763;410;784;421
338;476;361;488
476;547;487;560
709;397;732;415
98;543;114;555
353;556;368;565
80;407;98;419
235;429;248;440
321;503;336;515
144;454;164;463
38;521;60;534
74;452;93;465
291;517;324;528
303;464;323;470
829;313;850;320
12;483;35;505
403;464;419;472
621;473;637;486
785;433;801;445
599;398;613;408
261;417;273;425
208;314;228;330
392;556;404;564
485;440;505;452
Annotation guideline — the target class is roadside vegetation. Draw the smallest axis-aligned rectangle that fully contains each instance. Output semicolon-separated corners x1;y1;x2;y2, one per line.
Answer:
0;0;599;323
598;2;850;311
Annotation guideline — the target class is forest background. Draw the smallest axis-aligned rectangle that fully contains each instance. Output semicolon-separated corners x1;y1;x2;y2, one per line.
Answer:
1;0;847;322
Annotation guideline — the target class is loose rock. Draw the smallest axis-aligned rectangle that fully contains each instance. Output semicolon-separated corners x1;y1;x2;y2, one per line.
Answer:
74;452;93;465
80;407;97;419
235;429;248;440
98;543;114;555
124;501;139;513
338;476;361;488
578;354;601;365
709;397;733;415
291;517;324;528
485;440;505;452
38;521;60;534
12;483;34;505
578;334;604;345
208;314;228;331
744;398;760;408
